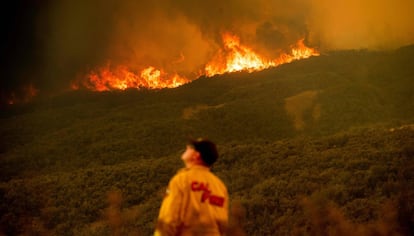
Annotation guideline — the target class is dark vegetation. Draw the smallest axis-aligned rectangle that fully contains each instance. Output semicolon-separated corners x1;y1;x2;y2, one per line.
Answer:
1;45;414;235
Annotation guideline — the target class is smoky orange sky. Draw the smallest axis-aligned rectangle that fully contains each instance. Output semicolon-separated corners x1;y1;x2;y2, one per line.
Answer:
2;0;414;101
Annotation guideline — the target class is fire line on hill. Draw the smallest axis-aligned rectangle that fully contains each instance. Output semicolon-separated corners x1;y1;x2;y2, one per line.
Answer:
4;32;319;105
70;32;319;92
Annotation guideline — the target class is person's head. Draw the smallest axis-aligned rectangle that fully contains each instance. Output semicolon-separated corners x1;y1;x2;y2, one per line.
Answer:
181;138;218;167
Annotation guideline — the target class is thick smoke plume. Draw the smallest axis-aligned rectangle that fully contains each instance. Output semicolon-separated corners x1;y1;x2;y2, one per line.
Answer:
2;0;414;102
308;0;414;50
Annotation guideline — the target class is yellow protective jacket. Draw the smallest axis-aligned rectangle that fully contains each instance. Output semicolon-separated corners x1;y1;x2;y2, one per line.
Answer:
154;165;229;236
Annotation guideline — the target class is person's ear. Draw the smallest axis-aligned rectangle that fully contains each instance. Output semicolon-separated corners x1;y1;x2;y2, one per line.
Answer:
193;151;201;161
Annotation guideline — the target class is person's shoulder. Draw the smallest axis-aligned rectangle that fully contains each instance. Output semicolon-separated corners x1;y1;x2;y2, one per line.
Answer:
169;168;192;190
176;167;190;175
209;171;228;189
171;168;190;181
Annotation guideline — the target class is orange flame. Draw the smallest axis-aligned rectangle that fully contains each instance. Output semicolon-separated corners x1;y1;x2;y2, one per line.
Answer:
205;33;319;77
205;32;276;76
71;63;189;91
73;32;318;91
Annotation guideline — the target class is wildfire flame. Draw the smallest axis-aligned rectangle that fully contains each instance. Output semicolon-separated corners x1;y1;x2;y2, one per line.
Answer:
71;64;189;91
72;32;319;92
5;32;319;105
205;32;319;77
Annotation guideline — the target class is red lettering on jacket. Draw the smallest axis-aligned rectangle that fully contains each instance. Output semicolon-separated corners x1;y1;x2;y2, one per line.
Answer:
191;181;224;207
209;195;225;207
201;191;210;202
191;181;210;192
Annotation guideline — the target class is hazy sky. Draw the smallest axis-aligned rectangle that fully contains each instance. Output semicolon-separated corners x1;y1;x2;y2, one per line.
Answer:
1;0;414;100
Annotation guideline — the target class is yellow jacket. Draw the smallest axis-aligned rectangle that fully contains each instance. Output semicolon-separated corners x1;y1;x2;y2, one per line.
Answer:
154;165;229;236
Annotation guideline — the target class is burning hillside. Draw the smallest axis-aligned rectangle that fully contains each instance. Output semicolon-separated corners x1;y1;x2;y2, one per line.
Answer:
70;32;319;92
205;33;319;77
70;65;188;91
2;0;413;105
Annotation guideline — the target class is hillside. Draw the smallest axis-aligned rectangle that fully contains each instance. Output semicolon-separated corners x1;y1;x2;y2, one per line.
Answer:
1;46;414;235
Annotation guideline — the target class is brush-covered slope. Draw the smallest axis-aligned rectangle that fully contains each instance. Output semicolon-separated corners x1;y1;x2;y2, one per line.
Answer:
1;46;414;235
1;46;414;178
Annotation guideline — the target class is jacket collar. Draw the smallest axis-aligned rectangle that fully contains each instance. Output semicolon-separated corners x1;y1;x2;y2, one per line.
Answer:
188;165;210;171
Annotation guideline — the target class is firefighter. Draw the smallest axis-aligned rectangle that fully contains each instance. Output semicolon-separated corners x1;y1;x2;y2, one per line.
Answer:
154;138;229;236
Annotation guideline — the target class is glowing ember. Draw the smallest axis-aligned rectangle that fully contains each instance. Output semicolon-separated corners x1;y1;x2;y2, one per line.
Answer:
71;63;189;91
205;33;319;77
6;84;38;105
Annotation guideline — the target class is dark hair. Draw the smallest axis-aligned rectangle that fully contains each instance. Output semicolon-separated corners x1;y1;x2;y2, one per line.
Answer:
189;138;218;166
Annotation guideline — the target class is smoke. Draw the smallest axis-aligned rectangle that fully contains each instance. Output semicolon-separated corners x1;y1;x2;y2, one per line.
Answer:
2;0;414;101
308;0;414;50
